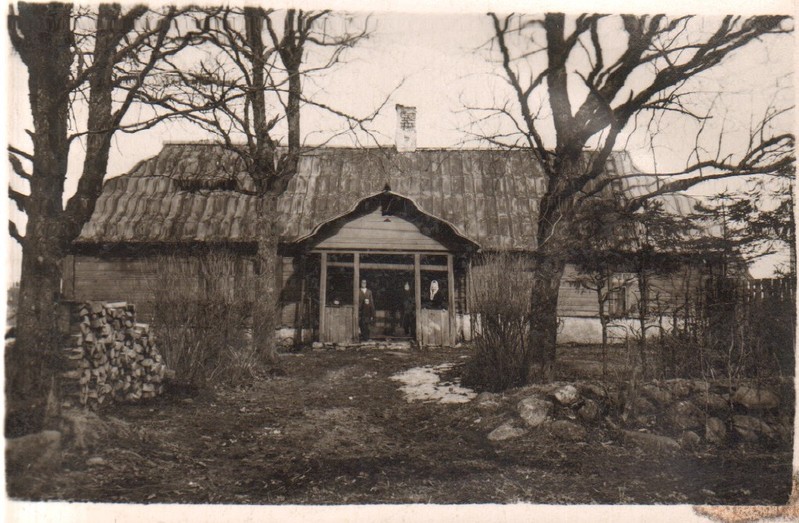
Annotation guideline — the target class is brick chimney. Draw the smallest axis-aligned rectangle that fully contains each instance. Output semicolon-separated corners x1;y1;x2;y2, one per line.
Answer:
395;104;417;152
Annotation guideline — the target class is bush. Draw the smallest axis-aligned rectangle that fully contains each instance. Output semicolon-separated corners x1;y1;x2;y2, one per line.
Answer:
462;253;536;392
149;250;259;388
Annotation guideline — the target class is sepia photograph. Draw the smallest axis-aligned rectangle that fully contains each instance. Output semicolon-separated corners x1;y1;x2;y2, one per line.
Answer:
4;0;796;520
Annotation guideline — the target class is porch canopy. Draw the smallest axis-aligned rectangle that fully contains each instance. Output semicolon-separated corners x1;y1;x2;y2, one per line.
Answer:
291;189;479;345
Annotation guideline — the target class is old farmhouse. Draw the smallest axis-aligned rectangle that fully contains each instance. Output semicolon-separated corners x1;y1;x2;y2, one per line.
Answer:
63;109;707;347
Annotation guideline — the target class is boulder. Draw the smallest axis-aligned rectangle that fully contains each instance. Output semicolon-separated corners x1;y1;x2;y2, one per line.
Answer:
517;395;553;428
622;430;680;451
6;430;62;472
670;400;704;430
705;417;727;445
668;380;692;398
633;396;657;415
549;420;587;442
732;386;779;410
488;422;526;442
552;385;580;406
642;384;673;405
578;382;608;399
732;416;760;443
86;456;108;467
311;342;324;350
475;392;501;411
690;380;711;394
696;392;729;413
679;430;702;450
733;415;776;442
578;399;601;422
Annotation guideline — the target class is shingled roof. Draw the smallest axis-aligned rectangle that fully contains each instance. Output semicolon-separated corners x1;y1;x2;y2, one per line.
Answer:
77;143;651;251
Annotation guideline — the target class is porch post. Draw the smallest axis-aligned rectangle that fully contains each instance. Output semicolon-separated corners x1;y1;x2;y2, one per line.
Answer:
414;253;422;344
319;252;327;342
447;254;456;345
353;252;360;342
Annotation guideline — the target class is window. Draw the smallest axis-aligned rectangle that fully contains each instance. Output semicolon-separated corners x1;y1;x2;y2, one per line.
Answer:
607;274;629;317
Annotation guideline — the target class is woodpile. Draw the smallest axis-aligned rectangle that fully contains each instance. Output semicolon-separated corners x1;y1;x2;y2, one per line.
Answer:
63;301;172;409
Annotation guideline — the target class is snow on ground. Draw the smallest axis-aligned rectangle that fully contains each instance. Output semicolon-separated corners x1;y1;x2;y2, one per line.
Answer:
390;363;476;403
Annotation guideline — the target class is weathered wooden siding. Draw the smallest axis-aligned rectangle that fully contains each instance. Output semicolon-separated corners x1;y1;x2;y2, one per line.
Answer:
279;256;303;328
420;309;453;345
71;255;161;321
557;264;601;317
322;306;354;342
314;209;448;251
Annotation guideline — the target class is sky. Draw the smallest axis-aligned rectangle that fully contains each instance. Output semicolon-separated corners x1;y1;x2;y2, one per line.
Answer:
4;0;796;285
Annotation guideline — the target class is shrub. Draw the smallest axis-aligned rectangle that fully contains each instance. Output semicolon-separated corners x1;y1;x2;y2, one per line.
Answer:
149;250;258;388
462;253;536;392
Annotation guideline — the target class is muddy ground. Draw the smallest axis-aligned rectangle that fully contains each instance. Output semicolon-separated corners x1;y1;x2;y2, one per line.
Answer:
7;345;794;504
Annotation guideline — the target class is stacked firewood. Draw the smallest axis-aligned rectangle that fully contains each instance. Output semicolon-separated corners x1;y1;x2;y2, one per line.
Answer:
62;301;172;409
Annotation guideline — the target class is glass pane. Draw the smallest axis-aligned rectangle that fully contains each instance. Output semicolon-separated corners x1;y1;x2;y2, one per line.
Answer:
421;271;448;310
420;254;447;266
327;266;353;305
361;253;413;265
328;253;353;263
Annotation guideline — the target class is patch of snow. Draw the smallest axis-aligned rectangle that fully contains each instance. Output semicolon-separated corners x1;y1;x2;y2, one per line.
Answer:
390;364;476;404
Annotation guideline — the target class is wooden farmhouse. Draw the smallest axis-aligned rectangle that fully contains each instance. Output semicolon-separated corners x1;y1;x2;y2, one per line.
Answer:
63;110;709;347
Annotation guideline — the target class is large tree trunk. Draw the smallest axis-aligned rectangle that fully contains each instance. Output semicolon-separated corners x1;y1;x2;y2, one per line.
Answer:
526;256;566;382
8;225;64;435
8;3;73;435
253;194;281;365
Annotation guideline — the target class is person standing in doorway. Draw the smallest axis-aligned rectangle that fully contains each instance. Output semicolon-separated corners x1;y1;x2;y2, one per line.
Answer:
358;279;375;341
401;281;416;338
427;279;447;309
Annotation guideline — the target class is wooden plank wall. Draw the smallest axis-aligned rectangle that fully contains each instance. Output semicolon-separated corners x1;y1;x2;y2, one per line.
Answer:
72;255;161;321
323;306;354;342
314;209;449;251
420;309;452;345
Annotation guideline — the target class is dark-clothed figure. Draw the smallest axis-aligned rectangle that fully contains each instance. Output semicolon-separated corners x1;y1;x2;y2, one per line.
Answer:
358;279;375;341
401;281;416;337
427;280;447;310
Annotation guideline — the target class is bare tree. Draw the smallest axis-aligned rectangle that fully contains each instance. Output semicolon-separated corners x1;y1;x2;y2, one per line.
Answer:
149;7;388;362
468;13;793;381
7;3;205;432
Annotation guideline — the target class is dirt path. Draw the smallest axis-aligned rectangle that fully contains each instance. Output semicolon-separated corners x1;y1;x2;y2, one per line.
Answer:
8;346;793;504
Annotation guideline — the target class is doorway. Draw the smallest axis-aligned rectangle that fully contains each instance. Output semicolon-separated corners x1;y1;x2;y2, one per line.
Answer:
360;268;415;339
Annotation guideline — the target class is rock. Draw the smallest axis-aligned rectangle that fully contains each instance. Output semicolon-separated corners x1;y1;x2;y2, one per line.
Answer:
476;391;499;403
696;392;729;413
311;342;324;350
578;382;608;399
670;400;704;430
549;420;587;442
6;430;62;472
633;397;657;414
733;415;776;442
622;430;680;451
475;392;501;411
488;422;526;441
552;385;580;406
690;380;711;394
679;430;702;450
517;395;553;428
642;384;673;404
578;399;601;422
86;456;108;467
732;386;779;410
705;417;727;445
668;380;692;398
